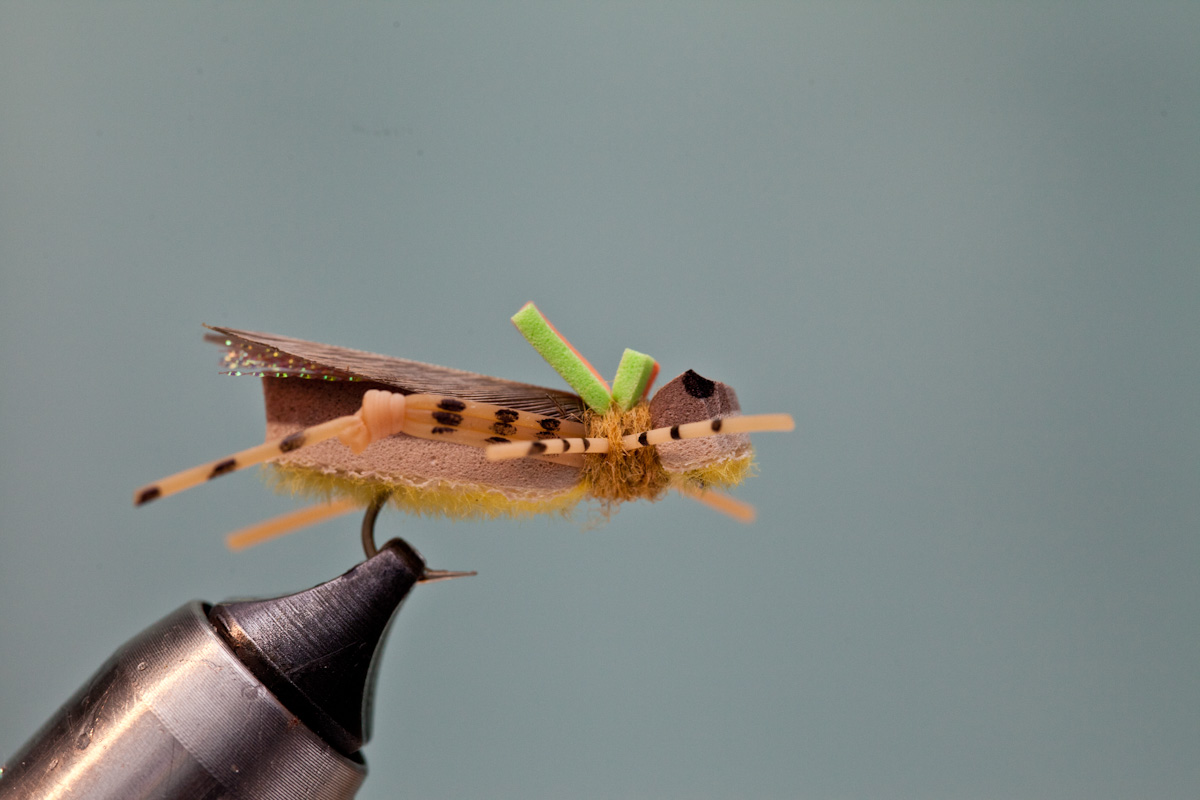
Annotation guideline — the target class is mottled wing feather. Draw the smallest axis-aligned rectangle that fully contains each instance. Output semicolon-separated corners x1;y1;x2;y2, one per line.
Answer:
206;326;587;419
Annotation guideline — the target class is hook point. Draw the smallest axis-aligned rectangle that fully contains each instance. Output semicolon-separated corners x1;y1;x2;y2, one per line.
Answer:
419;569;478;584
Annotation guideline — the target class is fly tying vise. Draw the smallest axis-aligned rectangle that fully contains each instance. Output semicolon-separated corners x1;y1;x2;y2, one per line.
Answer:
134;302;794;550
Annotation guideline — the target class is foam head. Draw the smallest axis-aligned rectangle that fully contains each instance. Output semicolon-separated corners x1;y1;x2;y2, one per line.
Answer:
649;369;753;474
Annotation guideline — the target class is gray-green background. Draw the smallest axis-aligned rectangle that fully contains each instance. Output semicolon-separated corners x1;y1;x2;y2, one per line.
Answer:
2;4;1197;798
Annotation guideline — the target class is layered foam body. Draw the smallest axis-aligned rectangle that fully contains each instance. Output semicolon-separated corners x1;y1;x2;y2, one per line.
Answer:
262;377;584;518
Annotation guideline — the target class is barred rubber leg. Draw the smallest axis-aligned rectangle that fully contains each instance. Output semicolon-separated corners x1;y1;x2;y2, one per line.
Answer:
620;413;795;450
133;415;365;506
404;394;585;439
484;413;795;462
677;486;756;523
134;389;410;506
485;436;611;461
225;498;360;551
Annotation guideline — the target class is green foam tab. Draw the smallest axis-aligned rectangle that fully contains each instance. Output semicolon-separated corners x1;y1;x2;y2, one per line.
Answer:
610;348;658;411
511;302;612;413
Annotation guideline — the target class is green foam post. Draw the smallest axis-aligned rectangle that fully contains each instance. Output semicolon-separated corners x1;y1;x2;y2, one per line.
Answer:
511;302;612;413
610;348;659;411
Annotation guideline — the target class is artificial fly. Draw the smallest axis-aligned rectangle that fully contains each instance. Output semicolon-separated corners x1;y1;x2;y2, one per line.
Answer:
134;302;794;549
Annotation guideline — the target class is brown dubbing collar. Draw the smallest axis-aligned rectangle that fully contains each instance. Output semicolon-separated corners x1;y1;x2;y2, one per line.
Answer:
582;403;671;509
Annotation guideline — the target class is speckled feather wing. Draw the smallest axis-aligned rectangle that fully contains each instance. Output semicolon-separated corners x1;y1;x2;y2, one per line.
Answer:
206;326;588;419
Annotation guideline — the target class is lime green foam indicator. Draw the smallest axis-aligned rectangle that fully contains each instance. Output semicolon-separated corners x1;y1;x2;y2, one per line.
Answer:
610;348;659;411
511;302;612;413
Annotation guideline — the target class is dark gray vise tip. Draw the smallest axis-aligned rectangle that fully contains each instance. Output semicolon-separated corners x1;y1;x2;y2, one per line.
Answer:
208;538;426;756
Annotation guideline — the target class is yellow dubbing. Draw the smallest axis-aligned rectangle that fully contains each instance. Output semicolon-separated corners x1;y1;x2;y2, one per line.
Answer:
671;452;756;491
265;465;586;520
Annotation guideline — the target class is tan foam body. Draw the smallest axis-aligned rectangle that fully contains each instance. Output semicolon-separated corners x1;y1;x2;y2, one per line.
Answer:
262;378;582;502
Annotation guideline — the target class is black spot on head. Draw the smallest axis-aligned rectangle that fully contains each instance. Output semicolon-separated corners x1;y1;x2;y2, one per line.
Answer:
529;441;548;454
432;411;463;426
681;369;716;399
711;419;723;432
539;418;561;432
638;432;649;446
485;436;510;444
669;425;682;440
495;409;520;423
136;486;161;506
210;458;237;478
431;426;456;434
581;438;590;451
279;432;306;452
491;422;518;437
437;398;466;412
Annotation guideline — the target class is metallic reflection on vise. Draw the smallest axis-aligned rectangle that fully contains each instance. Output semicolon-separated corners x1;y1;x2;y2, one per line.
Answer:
0;537;455;800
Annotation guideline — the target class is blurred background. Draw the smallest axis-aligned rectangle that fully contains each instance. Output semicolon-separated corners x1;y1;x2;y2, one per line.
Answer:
2;3;1197;798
